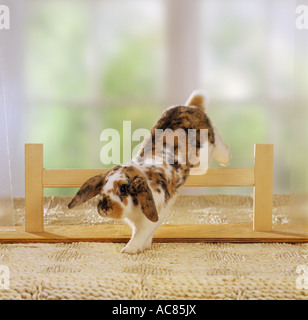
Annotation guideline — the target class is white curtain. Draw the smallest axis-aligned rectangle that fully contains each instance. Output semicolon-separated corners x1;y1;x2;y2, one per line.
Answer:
0;0;24;226
0;13;14;227
0;74;14;226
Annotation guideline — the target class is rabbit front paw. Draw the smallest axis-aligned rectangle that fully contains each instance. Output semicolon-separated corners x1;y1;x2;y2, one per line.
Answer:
121;244;143;254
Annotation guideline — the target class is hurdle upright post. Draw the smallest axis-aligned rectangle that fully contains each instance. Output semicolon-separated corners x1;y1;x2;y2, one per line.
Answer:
25;144;44;232
253;144;273;232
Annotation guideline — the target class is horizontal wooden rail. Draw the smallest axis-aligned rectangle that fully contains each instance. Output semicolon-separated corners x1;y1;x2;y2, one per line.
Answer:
42;167;255;188
186;168;254;187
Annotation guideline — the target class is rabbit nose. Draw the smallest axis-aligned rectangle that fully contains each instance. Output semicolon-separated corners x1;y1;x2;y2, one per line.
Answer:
102;198;108;208
98;198;108;210
97;198;107;215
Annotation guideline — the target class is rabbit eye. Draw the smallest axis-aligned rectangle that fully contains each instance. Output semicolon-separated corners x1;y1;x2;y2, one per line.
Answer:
119;184;128;196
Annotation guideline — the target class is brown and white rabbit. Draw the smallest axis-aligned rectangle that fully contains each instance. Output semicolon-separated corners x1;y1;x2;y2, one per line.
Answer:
68;90;231;254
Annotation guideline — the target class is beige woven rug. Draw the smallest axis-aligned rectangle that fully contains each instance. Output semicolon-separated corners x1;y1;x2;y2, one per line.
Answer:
0;194;307;300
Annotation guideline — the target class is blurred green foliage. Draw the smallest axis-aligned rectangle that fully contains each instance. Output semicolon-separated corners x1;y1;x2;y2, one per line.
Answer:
102;35;163;99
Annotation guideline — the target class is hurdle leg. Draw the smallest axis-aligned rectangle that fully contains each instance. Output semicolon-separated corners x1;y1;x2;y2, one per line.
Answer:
253;144;273;232
25;144;44;232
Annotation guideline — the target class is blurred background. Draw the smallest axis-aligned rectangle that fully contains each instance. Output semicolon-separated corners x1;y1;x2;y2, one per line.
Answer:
0;0;301;199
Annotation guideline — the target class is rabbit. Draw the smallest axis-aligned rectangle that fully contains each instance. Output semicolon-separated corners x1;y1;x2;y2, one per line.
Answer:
68;90;231;254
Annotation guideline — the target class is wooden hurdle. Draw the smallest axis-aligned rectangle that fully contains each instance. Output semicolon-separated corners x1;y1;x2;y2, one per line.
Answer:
0;143;307;243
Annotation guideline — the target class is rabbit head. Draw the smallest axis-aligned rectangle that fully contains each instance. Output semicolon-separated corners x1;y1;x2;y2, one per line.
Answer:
68;165;159;223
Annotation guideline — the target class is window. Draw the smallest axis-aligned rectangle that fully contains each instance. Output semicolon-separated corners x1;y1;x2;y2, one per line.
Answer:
2;0;295;197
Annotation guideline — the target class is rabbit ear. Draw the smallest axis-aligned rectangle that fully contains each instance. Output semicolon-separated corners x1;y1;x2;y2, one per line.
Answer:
133;176;159;222
68;172;108;209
